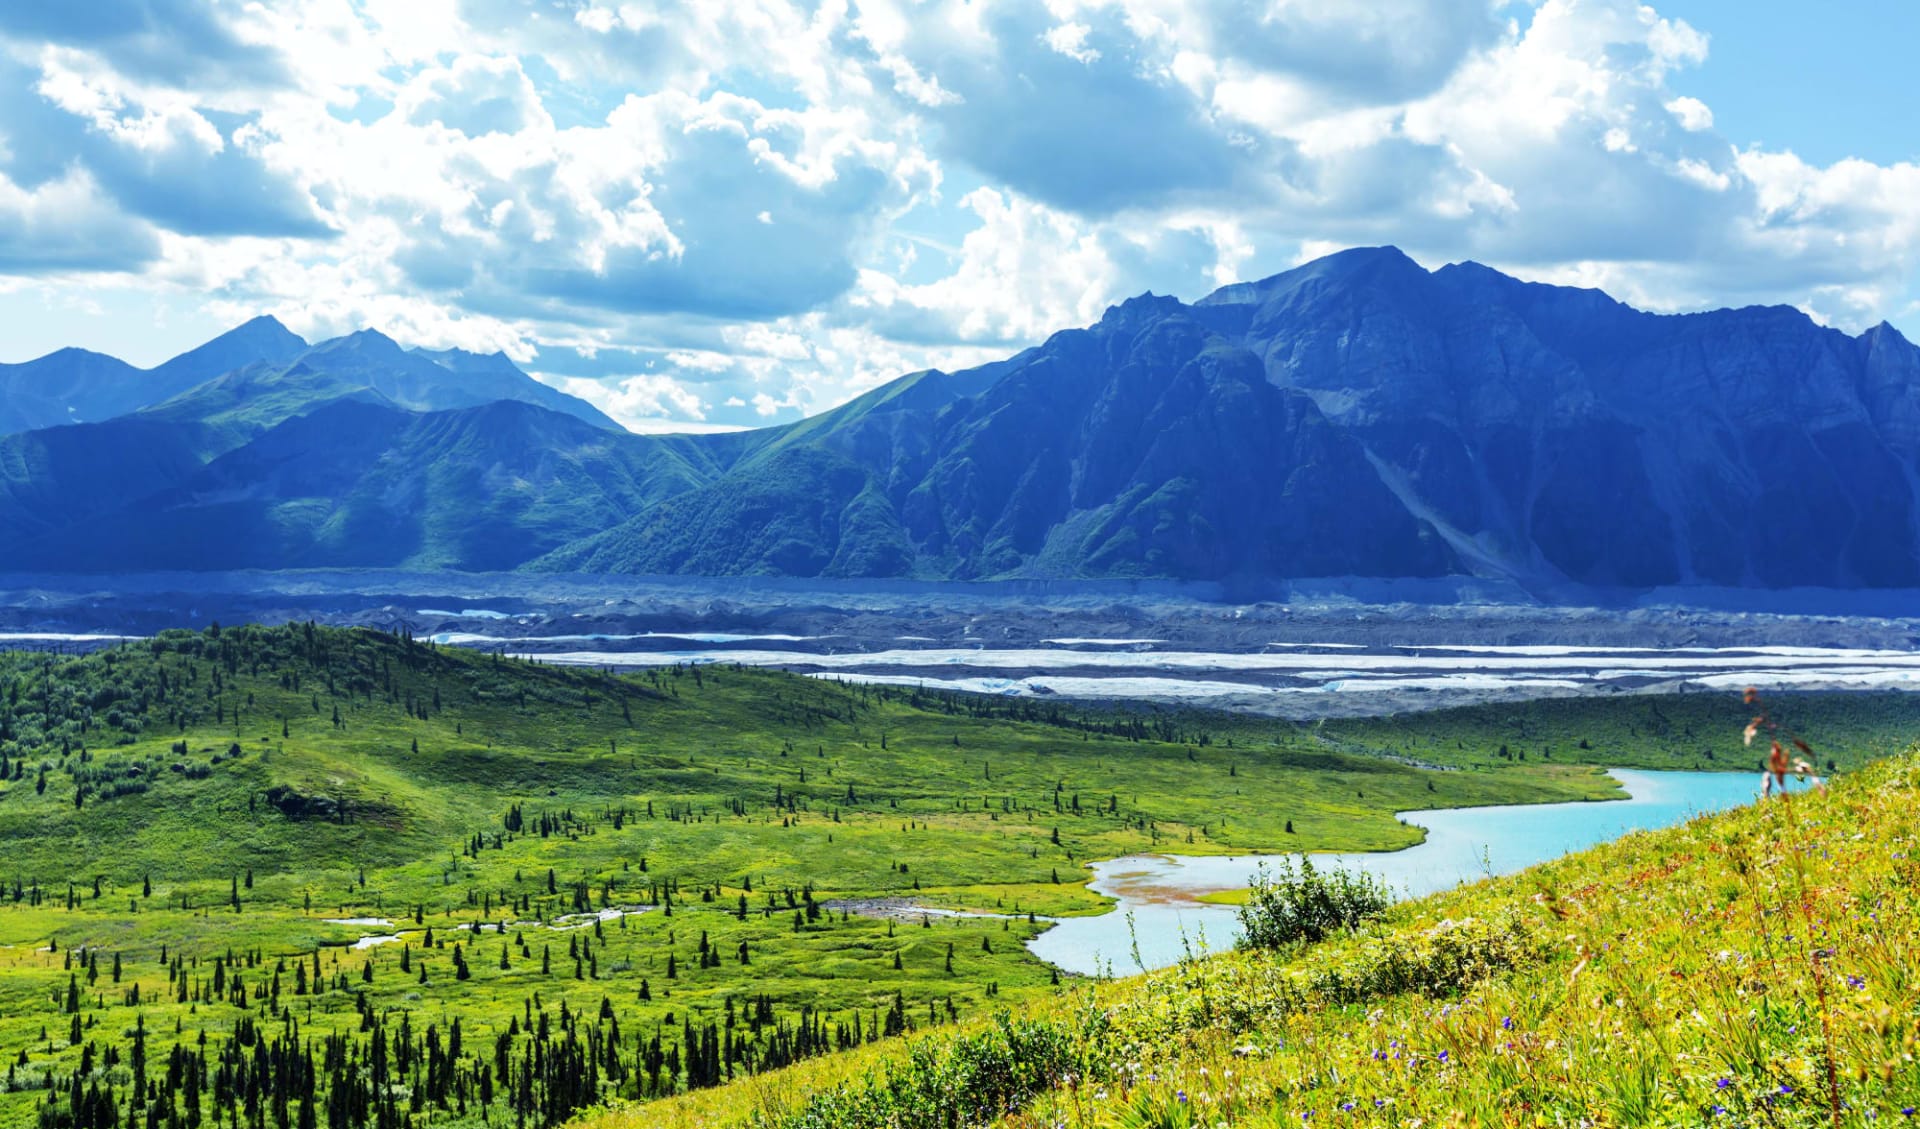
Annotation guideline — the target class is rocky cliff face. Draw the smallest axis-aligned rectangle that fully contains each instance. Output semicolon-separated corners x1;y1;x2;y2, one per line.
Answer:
1180;247;1920;589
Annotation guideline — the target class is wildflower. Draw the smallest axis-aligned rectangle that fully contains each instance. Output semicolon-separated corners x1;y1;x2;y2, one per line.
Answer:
1502;1016;1515;1030
1340;1102;1355;1112
1846;975;1866;989
1176;1090;1188;1104
1717;1078;1734;1090
1712;1105;1728;1117
1437;1050;1450;1063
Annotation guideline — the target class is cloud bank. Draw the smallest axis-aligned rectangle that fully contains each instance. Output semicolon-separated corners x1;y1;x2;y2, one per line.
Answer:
0;0;1914;431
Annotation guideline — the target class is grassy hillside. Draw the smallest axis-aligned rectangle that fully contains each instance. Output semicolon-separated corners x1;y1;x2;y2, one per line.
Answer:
0;624;1627;1129
1316;691;1920;773
601;742;1920;1129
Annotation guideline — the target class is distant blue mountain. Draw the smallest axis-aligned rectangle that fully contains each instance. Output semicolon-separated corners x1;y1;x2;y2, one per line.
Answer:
0;315;308;435
6;248;1920;590
0;318;620;437
542;246;1920;591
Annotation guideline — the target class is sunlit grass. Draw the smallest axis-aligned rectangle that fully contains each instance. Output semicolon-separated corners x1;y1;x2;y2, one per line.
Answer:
598;745;1920;1128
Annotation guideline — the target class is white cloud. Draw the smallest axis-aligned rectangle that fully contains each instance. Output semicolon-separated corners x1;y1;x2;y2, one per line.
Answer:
546;372;716;432
397;54;547;137
0;164;158;271
0;0;1916;434
1042;22;1100;64
1665;95;1713;131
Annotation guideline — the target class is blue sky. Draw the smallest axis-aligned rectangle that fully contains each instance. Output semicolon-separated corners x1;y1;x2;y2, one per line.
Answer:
0;0;1916;433
1650;1;1920;167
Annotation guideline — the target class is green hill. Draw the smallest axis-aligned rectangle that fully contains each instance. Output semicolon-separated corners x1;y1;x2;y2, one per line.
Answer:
0;624;1639;1129
598;739;1920;1129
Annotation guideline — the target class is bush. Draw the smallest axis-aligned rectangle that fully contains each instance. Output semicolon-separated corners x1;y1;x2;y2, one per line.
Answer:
774;1012;1090;1129
1236;856;1390;950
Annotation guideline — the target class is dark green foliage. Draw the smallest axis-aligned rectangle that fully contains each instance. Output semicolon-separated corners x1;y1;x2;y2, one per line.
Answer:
1236;856;1391;950
774;1012;1088;1129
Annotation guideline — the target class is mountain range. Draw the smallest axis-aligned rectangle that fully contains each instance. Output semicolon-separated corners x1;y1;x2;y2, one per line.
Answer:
4;246;1919;594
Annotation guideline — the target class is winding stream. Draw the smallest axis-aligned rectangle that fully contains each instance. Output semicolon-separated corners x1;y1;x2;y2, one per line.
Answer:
1028;768;1773;976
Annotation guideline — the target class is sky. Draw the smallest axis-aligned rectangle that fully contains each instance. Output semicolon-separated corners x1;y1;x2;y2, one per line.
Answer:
0;0;1916;434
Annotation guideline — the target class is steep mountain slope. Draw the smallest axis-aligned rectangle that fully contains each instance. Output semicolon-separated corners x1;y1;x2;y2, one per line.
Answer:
0;363;401;545
542;247;1920;590
295;329;623;431
1195;248;1920;589
413;345;626;431
0;324;633;553
541;304;1454;580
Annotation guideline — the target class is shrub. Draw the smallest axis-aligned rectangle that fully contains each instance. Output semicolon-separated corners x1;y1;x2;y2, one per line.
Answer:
773;1011;1089;1129
1236;856;1390;950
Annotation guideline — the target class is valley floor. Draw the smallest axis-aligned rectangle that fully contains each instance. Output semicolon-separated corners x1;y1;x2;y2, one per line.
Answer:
0;623;1908;1129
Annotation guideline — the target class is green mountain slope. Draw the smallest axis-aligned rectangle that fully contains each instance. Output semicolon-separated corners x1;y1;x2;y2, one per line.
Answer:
9;398;714;571
0;366;398;546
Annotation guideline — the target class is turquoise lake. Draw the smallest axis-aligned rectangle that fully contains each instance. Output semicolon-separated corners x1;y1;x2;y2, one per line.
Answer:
1028;768;1781;976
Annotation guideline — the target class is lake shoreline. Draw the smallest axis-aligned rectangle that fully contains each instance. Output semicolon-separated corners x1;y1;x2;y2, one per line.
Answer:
1029;767;1765;976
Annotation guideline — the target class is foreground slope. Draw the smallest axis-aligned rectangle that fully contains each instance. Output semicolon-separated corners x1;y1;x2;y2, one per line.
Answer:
607;743;1920;1129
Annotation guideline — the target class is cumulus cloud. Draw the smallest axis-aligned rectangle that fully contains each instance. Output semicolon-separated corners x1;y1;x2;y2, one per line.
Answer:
0;0;287;90
399;55;547;138
1665;95;1713;131
0;0;1916;432
0;165;160;272
543;371;727;433
853;1;1250;214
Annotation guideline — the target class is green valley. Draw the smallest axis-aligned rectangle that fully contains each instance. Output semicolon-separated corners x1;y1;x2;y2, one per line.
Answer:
0;624;1630;1129
0;625;1908;1129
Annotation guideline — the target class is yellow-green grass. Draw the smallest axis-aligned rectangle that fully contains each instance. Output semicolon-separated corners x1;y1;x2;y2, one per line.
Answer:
591;745;1920;1129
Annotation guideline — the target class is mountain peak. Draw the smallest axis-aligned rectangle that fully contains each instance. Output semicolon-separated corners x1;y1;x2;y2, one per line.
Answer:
191;314;307;353
305;327;407;361
415;346;525;376
1097;292;1185;331
1197;245;1427;309
1863;320;1911;345
233;313;290;333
